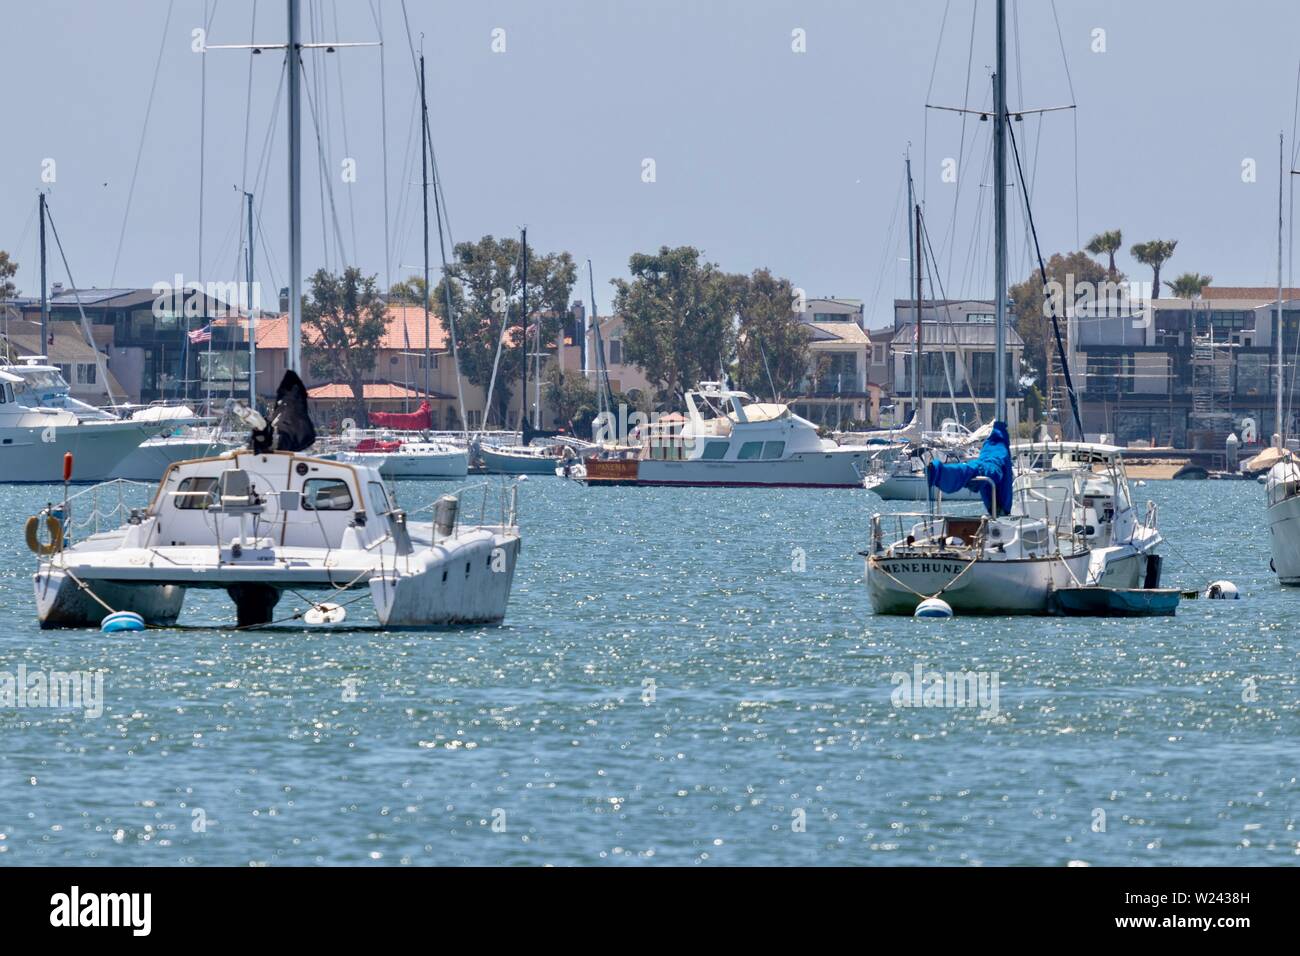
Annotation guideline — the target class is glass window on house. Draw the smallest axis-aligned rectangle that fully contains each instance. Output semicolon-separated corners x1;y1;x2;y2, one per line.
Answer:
75;363;97;385
608;339;622;365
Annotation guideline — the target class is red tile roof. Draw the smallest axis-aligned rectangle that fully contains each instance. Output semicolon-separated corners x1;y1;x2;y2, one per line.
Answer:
307;381;454;401
255;304;450;351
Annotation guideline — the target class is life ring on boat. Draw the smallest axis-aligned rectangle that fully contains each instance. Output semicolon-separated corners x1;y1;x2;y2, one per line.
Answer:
25;513;64;556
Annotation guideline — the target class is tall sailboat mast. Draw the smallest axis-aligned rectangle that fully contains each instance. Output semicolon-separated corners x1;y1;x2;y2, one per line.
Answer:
246;190;256;404
286;0;302;374
520;227;529;431
993;0;1008;425
1278;131;1285;442
420;50;432;407
39;193;48;354
906;154;919;419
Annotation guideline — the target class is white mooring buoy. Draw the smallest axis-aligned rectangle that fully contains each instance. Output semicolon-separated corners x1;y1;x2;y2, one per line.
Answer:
303;602;348;625
914;597;954;618
1205;580;1241;600
101;611;145;633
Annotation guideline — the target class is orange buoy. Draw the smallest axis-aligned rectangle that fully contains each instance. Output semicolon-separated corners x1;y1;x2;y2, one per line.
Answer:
63;452;73;482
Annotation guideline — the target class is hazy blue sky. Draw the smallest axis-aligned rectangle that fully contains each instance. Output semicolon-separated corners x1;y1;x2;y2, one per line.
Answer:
3;0;1300;325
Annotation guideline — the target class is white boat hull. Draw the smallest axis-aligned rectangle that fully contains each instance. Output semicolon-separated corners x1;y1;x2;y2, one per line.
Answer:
863;473;981;501
0;420;160;483
866;548;1145;615
340;448;469;479
636;450;869;488
480;445;562;475
1267;493;1300;584
109;436;236;482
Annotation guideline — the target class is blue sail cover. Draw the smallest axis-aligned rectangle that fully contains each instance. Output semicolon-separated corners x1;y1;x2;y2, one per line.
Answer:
925;420;1014;515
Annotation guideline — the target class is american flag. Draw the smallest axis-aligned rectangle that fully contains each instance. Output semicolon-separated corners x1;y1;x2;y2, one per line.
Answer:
188;323;213;344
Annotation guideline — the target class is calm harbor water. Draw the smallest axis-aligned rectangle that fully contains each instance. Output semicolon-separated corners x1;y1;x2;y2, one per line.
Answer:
0;476;1295;866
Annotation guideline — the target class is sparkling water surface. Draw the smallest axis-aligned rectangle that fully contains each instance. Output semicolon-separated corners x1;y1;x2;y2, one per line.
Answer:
0;477;1295;866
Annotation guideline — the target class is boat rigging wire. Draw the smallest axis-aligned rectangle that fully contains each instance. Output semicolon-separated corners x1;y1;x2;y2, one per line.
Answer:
1006;117;1083;437
110;0;176;286
43;200;118;407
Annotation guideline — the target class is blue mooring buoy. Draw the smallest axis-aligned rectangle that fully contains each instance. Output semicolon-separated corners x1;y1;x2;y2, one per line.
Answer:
101;611;145;633
914;597;954;618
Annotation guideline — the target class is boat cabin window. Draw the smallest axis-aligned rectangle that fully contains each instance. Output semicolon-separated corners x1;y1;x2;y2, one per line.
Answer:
737;441;763;460
762;441;785;460
368;482;392;516
174;476;219;510
302;478;354;511
701;441;729;460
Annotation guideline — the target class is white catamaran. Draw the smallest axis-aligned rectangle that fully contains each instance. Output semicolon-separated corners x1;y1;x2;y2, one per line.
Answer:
32;375;519;629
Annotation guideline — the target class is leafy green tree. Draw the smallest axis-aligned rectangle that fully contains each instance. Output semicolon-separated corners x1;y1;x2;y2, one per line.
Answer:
1010;250;1115;389
1131;239;1178;300
612;246;739;404
0;249;16;301
1165;271;1212;299
388;275;428;305
543;365;596;432
1084;229;1123;277
302;267;389;427
433;235;576;428
732;268;809;401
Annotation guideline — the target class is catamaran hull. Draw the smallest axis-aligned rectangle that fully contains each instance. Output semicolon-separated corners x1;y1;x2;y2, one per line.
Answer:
34;569;187;629
863;473;981;501
0;422;158;483
636;452;868;488
32;526;519;629
1267;494;1300;584
866;550;1144;615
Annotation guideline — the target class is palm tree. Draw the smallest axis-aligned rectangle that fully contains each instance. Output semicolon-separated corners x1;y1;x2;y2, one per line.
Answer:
1085;229;1123;277
1131;240;1178;300
1164;272;1213;299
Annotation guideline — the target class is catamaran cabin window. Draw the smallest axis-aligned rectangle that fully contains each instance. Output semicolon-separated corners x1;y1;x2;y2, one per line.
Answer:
174;476;218;510
762;441;785;459
737;441;764;460
367;482;392;515
303;478;354;511
701;441;730;460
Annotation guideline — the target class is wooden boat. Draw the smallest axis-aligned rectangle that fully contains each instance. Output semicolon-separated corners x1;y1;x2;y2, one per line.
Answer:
1050;586;1180;617
582;456;639;486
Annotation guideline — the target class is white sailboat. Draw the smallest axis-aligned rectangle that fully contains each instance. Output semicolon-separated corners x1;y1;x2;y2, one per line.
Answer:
1256;135;1300;585
336;438;468;479
863;0;1163;614
866;441;1163;613
1263;447;1300;582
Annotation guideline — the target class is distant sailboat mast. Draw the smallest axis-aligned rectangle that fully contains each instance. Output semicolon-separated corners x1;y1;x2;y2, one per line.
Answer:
1277;131;1286;443
906;153;920;422
993;0;1008;426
